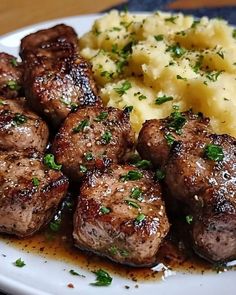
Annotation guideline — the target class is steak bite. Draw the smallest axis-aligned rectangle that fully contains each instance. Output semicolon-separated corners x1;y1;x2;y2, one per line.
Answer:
137;110;236;262
20;24;101;127
0;52;23;98
52;106;134;181
73;164;170;267
137;110;210;168
0;150;69;237
0;97;49;152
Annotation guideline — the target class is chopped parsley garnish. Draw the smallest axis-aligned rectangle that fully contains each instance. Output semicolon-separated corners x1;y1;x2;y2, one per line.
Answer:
123;105;133;113
65;200;73;210
111;26;121;31
12;113;27;126
176;75;187;81
204;144;224;161
100;207;111;214
94;111;108;122
93;28;101;36
73;119;89;133
122;41;135;56
192;55;203;73
120;20;133;30
167;43;185;58
186;215;193;224
135;213;146;223
155;94;173;105
101;71;113;79
164;133;175;146
134;159;151;169
32;177;40;187
101;130;112;144
130;187;143;201
109;246;118;255
85;152;93;161
232;29;236;39
155;169;165;181
44;154;62;170
134;92;147;100
69;269;85;277
109;246;128;257
112;44;119;54
168;61;175;66
60;98;78;111
165;16;178;24
116;59;127;74
0;99;6;106
70;103;79;112
216;49;224;59
167;108;186;133
206;70;223;82
112;42;135;74
14;258;25;267
154;34;164;41
125;199;141;209
119;249;129;257
7;80;21;91
11;58;18;67
60;97;71;106
138;94;147;100
49;218;61;232
191;20;200;28
173;105;179;111
114;80;132;96
176;30;186;36
120;170;143;181
79;165;87;173
90;269;112;286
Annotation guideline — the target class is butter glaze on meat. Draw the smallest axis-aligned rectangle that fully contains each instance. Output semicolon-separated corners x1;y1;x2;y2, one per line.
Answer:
52;106;134;181
0;150;69;237
0;52;23;98
137;111;236;262
73;164;170;267
0;97;49;152
20;24;101;126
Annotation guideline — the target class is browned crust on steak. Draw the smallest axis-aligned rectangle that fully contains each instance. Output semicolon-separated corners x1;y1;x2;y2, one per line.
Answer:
0;150;69;237
20;24;101;126
137;110;236;262
52;106;134;181
73;164;170;267
0;52;23;98
0;97;49;152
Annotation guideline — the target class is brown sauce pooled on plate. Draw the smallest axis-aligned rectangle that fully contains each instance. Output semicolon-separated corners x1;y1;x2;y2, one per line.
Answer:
0;194;235;281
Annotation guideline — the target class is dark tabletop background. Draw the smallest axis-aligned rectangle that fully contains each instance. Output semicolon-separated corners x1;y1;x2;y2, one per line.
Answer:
110;0;236;24
1;0;236;294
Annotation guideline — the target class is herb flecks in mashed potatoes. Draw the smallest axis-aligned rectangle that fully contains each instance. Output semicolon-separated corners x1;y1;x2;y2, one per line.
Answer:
80;10;236;137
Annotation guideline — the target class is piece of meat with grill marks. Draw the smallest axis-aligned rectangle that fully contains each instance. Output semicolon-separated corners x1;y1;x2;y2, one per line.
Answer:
0;150;69;237
73;164;170;267
137;111;210;168
137;110;236;262
0;97;49;152
0;52;23;98
52;106;134;181
20;24;101;127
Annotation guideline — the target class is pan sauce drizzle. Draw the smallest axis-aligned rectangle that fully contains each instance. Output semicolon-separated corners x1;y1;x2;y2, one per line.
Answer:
1;194;235;282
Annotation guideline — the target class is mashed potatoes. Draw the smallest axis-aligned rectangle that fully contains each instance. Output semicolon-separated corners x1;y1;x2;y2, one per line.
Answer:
80;10;236;136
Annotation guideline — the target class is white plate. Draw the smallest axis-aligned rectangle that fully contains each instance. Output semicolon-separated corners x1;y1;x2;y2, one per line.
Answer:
0;14;235;295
